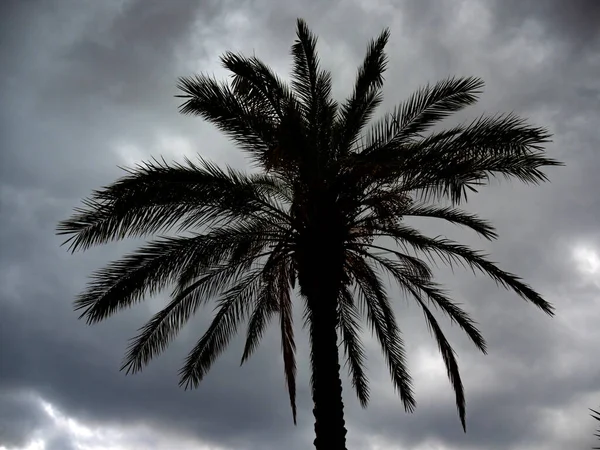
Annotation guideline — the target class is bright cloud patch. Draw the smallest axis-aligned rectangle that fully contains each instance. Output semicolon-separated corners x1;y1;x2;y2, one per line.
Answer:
572;245;600;276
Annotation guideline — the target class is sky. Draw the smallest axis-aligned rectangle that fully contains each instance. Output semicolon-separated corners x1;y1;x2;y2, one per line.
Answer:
1;0;599;449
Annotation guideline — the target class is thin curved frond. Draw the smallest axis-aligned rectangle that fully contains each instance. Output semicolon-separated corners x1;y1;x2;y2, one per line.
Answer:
278;260;297;424
75;215;282;325
121;257;263;375
346;253;415;412
367;223;554;315
402;204;498;240
349;242;432;280
414;292;467;431
349;246;486;354
179;268;264;389
120;217;280;375
338;284;370;407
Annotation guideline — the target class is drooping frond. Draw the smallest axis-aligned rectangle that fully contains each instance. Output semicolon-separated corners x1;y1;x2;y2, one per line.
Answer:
75;217;282;325
413;291;467;431
240;286;277;366
401;204;498;240
338;284;370;407
346;245;486;430
367;223;554;315
356;248;486;353
73;235;218;324
120;217;284;375
346;253;415;412
348;242;432;281
122;259;259;375
278;259;297;424
179;268;265;389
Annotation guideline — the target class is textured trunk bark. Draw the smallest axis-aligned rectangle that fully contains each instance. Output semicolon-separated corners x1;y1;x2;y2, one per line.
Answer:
306;280;347;450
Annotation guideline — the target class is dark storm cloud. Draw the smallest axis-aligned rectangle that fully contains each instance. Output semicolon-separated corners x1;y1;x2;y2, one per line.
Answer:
490;0;600;52
0;390;47;447
1;0;599;449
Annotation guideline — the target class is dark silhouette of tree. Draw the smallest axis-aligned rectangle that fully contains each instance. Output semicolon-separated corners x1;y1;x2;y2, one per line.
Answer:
591;408;600;449
57;19;561;450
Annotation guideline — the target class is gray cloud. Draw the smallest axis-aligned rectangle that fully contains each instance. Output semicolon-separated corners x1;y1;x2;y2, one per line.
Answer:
489;0;600;52
0;390;47;448
1;0;599;449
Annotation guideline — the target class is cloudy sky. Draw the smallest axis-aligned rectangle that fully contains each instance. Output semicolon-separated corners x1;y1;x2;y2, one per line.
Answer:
1;0;599;449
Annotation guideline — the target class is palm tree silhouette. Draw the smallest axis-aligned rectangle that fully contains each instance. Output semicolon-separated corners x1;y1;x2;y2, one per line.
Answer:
57;19;561;450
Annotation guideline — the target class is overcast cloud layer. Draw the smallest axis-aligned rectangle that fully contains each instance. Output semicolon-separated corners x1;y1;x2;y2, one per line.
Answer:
1;1;599;449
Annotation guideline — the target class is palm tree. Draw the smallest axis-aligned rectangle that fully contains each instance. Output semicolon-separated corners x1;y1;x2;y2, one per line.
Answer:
57;19;561;450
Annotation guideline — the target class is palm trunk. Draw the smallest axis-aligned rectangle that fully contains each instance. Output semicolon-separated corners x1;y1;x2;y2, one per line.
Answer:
296;192;348;449
306;281;347;450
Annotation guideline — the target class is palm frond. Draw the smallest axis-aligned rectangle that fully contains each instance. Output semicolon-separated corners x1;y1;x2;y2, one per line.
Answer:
291;18;336;162
290;18;322;118
376;224;554;314
338;284;370;407
278;260;297;424
56;157;290;252
220;51;312;176
349;242;432;280
176;74;276;159
240;285;277;365
402;204;498;240
335;28;390;154
121;258;262;375
359;113;560;204
221;51;297;122
179;268;264;389
75;215;282;325
172;219;290;296
363;76;484;152
73;235;215;324
350;246;487;353
346;253;415;412
414;291;467;431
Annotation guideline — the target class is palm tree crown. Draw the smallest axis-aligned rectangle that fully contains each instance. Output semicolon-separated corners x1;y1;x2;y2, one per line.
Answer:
57;19;560;449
